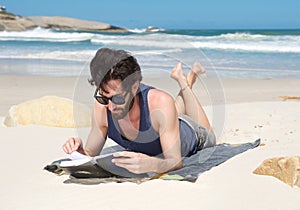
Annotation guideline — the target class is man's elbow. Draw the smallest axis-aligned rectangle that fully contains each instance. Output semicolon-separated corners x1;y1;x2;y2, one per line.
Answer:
172;158;183;171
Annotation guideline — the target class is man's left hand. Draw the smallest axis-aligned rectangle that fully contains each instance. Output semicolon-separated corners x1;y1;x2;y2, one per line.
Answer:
112;151;156;174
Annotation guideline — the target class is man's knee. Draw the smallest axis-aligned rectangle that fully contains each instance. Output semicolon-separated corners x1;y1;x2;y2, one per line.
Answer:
197;127;216;150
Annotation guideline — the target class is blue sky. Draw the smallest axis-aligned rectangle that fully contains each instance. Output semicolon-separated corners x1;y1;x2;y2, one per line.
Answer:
1;0;299;29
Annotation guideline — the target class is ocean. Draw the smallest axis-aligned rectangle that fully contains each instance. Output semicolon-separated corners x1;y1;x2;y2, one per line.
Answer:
0;28;300;78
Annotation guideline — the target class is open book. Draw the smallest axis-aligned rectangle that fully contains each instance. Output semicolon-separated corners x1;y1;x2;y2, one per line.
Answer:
44;151;148;179
60;151;110;167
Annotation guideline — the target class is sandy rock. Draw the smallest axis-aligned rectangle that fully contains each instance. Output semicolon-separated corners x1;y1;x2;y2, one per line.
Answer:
253;156;300;187
4;96;91;128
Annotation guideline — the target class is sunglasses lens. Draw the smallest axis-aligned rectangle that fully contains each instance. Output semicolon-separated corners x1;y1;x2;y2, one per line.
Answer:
111;96;126;105
96;96;109;105
94;89;128;105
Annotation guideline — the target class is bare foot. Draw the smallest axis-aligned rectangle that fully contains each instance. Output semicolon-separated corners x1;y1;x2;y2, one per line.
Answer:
192;61;206;74
187;61;206;88
170;62;188;88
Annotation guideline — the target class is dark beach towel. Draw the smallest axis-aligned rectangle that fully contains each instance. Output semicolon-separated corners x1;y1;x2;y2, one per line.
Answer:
45;139;261;184
168;139;261;181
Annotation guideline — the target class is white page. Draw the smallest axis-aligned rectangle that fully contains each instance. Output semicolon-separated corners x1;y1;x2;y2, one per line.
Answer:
60;151;116;167
60;158;91;167
60;151;92;167
67;151;91;160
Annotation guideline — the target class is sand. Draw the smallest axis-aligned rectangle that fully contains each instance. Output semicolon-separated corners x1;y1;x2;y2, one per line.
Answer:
0;75;300;210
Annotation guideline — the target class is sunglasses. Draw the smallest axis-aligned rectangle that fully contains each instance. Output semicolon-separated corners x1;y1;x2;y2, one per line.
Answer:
94;89;129;105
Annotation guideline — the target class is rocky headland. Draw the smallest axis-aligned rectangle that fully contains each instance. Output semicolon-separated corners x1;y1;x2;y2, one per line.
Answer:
0;11;128;32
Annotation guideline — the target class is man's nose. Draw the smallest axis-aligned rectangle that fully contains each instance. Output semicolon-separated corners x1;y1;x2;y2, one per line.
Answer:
107;100;116;110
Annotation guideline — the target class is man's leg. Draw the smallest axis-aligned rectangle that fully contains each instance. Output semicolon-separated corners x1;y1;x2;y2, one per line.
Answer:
171;62;215;142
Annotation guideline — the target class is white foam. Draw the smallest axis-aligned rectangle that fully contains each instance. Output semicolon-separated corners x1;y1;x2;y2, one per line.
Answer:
192;40;300;53
0;27;95;42
126;26;165;33
190;33;300;53
0;50;95;62
1;29;299;54
91;33;196;49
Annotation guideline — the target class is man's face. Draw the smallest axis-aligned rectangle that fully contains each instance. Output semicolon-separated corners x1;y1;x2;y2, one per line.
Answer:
98;79;134;119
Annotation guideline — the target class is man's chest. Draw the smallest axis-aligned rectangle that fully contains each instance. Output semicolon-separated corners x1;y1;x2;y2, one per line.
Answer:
118;119;140;141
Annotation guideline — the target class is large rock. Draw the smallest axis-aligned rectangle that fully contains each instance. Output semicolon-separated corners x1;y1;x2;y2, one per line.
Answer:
4;96;91;128
0;11;127;32
0;12;36;31
253;156;300;188
28;16;126;32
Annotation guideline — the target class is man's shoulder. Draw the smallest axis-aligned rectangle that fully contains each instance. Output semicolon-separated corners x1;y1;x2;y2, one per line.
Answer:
148;88;174;107
148;87;171;97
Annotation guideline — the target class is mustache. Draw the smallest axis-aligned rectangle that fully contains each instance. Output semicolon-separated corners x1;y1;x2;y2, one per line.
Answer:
107;107;123;112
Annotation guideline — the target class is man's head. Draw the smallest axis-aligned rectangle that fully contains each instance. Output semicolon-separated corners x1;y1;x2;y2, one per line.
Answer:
89;48;142;92
89;48;142;119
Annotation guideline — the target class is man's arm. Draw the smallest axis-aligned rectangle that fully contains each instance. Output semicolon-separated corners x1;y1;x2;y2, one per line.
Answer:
63;101;108;156
112;89;182;174
149;89;182;172
84;102;108;156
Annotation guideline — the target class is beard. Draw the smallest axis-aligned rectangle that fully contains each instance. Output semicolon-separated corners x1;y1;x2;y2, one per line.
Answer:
109;92;135;120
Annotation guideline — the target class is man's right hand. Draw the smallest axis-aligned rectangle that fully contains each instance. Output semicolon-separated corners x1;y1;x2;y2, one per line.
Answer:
62;137;84;154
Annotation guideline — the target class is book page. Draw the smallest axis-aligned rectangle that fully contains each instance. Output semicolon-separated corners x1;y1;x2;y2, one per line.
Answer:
60;158;91;167
60;151;92;167
68;151;91;160
59;151;117;167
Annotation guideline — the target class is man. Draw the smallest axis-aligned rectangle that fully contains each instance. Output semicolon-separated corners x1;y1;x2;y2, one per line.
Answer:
63;48;215;175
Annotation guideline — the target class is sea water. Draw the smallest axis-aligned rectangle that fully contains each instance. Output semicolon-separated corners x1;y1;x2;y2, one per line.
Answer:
0;27;300;78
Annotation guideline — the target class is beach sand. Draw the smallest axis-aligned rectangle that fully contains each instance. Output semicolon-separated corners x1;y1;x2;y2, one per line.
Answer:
0;75;300;210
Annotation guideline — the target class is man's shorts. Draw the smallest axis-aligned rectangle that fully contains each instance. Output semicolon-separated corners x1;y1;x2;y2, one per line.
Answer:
178;114;216;150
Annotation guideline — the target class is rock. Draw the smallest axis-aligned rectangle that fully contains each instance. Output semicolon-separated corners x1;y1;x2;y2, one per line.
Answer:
145;26;161;32
4;96;91;128
0;12;36;31
28;16;127;32
0;11;128;32
253;156;300;187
